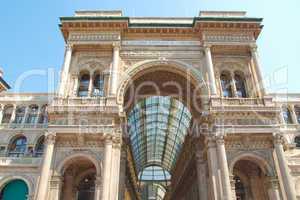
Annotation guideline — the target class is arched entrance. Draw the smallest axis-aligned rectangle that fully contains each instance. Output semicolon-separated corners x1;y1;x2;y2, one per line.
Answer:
119;62;206;199
233;160;269;200
0;179;28;200
60;157;97;200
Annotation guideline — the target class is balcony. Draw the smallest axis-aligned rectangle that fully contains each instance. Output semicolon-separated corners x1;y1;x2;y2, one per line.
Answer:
49;96;119;113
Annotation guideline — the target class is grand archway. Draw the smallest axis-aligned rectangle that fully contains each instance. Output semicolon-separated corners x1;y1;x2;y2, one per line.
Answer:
120;63;206;200
60;157;97;200
0;179;29;200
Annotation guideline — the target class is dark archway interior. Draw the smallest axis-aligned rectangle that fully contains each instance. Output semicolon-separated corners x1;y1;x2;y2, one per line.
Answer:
61;157;96;200
233;160;268;200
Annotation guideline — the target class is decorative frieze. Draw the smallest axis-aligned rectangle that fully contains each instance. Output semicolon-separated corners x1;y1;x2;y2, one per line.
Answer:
68;32;120;44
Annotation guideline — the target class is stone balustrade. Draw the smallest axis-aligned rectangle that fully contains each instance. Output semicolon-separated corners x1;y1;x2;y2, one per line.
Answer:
0;156;42;167
49;97;119;113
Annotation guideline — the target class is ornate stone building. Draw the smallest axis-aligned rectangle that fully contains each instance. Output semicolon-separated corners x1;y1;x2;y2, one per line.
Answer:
0;10;299;200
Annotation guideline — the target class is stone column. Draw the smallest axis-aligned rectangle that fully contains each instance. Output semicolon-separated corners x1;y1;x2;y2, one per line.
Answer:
206;136;222;200
230;72;238;97
196;152;208;200
36;105;42;124
9;104;17;124
290;104;298;124
94;176;102;200
274;134;297;200
102;136;113;200
49;175;63;200
22;106;29;124
216;136;232;200
58;44;73;96
0;104;4;124
204;45;217;96
111;138;121;200
109;43;120;96
72;75;79;96
267;177;281;200
35;132;56;200
88;72;94;97
250;45;266;97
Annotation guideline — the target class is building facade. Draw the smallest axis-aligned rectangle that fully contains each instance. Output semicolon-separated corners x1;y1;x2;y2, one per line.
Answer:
0;10;299;200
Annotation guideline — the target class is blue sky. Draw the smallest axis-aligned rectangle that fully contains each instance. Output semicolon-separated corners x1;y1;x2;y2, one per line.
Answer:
0;0;299;93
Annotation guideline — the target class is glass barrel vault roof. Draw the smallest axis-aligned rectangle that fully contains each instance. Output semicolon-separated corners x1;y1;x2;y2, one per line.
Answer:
128;96;192;174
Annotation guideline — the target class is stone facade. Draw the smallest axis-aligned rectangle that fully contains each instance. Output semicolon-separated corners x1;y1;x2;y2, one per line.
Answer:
0;10;299;200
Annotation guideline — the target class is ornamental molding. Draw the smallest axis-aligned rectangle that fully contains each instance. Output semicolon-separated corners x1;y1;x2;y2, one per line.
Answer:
68;32;121;44
203;31;255;44
122;40;201;46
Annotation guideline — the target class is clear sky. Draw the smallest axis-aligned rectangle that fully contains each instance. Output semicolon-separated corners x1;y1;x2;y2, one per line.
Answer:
0;0;299;93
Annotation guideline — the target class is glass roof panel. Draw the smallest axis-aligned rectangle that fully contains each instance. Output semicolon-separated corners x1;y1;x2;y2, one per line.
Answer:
128;96;192;173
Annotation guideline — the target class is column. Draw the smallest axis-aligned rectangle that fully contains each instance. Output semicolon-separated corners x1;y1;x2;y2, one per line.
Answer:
0;104;4;124
72;75;79;96
290;105;298;124
109;43;120;96
274;134;297;200
58;44;73;96
94;176;102;200
110;140;121;200
102;136;113;200
35;132;56;200
9;104;16;124
216;136;232;200
48;175;63;200
88;72;94;97
267;177;281;200
204;45;217;96
22;106;29;124
250;45;266;96
196;152;208;200
206;136;222;200
230;72;238;97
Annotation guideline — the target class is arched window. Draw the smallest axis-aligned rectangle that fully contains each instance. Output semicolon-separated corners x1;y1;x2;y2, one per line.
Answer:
93;73;105;97
282;106;293;124
220;72;233;97
294;106;300;124
26;105;38;124
1;105;13;124
8;136;27;157
234;73;247;98
38;105;48;124
294;136;300;148
14;106;25;124
78;73;90;97
34;136;44;157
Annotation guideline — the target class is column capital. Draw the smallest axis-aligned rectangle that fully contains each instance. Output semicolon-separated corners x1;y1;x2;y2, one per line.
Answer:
249;44;258;52
45;131;56;145
273;133;285;145
112;42;121;50
205;135;217;148
203;43;212;50
65;43;73;51
216;135;225;145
